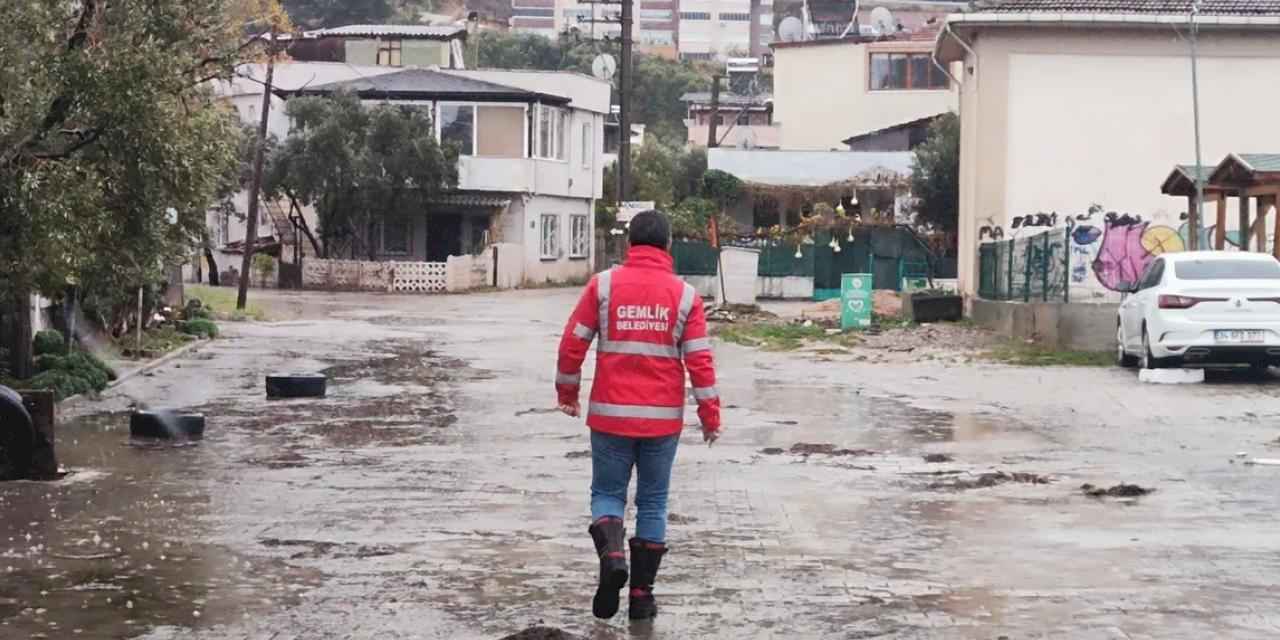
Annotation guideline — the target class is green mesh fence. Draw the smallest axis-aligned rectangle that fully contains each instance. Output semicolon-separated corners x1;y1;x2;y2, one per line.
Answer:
671;240;719;276
978;228;1069;302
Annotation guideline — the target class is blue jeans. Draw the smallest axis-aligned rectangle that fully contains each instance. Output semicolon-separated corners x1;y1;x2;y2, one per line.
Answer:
590;430;680;543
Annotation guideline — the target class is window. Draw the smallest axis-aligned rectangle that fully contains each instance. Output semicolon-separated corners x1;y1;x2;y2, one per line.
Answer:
681;51;713;61
570;215;590;258
536;104;568;161
641;9;672;19
581;121;592;168
680;11;710;19
1175;259;1280;280
869;53;948;90
1137;259;1164;290
513;7;555;16
372;219;412;255
718;12;751;21
440;104;475;156
376;39;402;67
541;214;561;259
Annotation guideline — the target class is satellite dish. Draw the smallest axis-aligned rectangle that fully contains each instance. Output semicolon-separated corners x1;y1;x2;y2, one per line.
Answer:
592;53;617;81
870;7;896;35
778;16;804;42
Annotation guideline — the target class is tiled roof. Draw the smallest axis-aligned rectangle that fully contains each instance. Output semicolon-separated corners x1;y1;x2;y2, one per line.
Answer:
975;0;1280;15
427;194;513;208
1237;153;1280;172
304;24;466;38
297;68;570;104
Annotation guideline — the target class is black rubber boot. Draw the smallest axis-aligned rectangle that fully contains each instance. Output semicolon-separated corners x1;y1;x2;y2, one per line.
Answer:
628;538;668;620
588;517;628;619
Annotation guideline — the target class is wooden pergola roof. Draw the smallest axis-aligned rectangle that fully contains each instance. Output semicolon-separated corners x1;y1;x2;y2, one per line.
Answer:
1160;164;1226;197
1208;153;1280;194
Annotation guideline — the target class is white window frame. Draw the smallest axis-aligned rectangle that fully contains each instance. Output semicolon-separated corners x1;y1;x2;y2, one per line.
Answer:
535;104;569;162
376;39;403;67
540;213;562;260
569;214;590;259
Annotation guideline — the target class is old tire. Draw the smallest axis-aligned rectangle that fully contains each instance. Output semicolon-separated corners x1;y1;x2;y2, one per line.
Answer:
130;410;206;440
266;374;327;399
0;386;35;480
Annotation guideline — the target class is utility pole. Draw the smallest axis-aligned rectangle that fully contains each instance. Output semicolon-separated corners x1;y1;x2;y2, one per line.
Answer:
748;0;763;59
580;0;633;201
1188;0;1204;251
707;74;721;148
238;29;275;310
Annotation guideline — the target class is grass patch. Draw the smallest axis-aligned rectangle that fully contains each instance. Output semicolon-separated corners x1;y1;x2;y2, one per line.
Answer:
187;285;269;321
716;322;859;351
984;341;1113;367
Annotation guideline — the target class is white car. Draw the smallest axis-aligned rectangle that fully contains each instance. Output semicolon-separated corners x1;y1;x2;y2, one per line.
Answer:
1116;251;1280;371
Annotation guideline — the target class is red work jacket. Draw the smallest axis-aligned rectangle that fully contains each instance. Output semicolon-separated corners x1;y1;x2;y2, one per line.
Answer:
556;245;721;438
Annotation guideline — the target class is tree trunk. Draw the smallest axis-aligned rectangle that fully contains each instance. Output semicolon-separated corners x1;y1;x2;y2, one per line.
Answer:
288;195;323;258
204;245;220;286
10;291;33;380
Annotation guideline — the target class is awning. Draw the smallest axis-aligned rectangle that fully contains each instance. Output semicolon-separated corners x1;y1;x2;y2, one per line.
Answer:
427;194;513;208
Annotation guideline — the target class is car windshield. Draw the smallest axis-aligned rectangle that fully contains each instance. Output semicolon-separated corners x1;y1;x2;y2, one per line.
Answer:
1174;259;1280;280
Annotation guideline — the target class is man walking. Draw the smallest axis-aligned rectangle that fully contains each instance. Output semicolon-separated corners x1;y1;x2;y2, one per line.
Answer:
555;210;722;621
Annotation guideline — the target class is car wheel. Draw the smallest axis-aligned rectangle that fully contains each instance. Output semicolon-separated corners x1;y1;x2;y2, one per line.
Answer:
266;374;327;399
0;386;35;481
1142;327;1164;370
130;410;206;440
1116;324;1139;368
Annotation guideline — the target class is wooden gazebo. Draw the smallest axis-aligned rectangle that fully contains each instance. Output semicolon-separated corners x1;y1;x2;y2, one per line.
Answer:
1207;154;1280;258
1160;163;1228;250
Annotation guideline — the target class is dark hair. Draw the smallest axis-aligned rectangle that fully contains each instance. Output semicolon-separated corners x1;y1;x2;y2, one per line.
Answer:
628;210;671;249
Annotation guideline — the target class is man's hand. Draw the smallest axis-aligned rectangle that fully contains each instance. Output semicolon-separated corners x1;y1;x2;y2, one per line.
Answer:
559;401;580;417
703;427;722;445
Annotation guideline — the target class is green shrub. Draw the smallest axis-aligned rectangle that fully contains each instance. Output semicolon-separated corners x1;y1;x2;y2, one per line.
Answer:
182;318;219;339
64;351;116;385
34;354;67;373
184;299;213;320
26;370;94;401
33;330;66;356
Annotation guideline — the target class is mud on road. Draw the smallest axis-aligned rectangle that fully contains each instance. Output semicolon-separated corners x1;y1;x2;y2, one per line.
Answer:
5;288;1280;639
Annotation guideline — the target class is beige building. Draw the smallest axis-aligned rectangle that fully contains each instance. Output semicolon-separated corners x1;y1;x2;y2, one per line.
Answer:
936;0;1280;301
772;31;959;150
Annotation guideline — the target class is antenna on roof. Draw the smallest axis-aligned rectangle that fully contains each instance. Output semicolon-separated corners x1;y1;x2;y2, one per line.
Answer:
778;16;804;42
870;7;896;36
840;0;861;38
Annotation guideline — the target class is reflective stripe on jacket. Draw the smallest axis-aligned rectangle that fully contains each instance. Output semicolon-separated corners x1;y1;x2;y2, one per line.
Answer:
556;245;721;438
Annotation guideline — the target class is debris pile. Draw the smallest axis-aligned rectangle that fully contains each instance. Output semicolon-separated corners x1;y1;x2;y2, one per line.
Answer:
928;471;1051;491
761;443;877;457
499;627;582;640
1081;483;1154;498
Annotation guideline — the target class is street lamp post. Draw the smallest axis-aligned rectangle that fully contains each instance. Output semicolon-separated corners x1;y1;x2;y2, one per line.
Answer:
1189;0;1205;251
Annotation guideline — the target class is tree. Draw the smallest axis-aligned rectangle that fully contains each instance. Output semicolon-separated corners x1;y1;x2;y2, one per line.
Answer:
265;93;459;258
673;147;708;204
910;112;960;232
0;0;280;377
630;137;678;208
281;0;426;29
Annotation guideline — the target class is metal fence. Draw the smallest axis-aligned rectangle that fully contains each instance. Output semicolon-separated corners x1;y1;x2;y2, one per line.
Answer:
978;228;1070;302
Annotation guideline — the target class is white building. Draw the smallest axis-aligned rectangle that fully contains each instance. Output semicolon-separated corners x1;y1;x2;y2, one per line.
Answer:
510;0;679;58
212;62;610;287
934;0;1280;301
677;2;772;60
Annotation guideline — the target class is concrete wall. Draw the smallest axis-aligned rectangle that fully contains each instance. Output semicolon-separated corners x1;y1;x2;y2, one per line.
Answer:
950;27;1280;300
344;40;380;66
773;40;958;150
402;39;448;67
757;276;813;300
972;299;1119;351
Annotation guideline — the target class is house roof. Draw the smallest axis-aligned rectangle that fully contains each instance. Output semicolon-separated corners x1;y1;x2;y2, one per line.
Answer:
771;28;939;50
1160;163;1223;196
1209;152;1280;187
973;0;1280;14
303;24;466;39
680;92;772;108
842;113;947;146
294;68;572;104
707;148;913;186
220;62;398;97
427;193;513;208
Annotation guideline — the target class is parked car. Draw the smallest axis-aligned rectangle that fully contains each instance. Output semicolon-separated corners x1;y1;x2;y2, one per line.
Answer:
1116;251;1280;371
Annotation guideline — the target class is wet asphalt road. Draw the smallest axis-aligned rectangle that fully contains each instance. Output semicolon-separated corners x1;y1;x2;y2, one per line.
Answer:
4;288;1280;639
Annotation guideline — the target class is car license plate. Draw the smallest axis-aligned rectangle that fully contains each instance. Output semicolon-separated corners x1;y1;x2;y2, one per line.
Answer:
1215;330;1265;344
